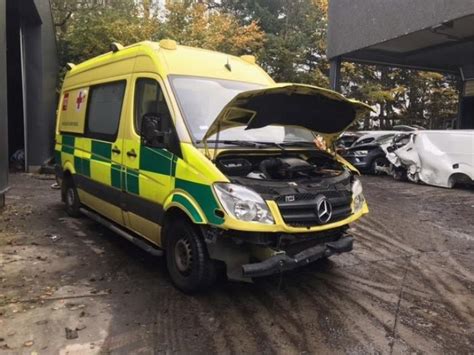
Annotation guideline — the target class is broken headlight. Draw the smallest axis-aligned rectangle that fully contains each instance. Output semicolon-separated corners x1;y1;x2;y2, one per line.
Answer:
213;183;274;224
351;177;365;212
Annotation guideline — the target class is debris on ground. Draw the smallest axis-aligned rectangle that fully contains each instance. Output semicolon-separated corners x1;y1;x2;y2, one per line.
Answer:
65;328;78;340
23;340;34;347
44;233;61;242
66;303;85;311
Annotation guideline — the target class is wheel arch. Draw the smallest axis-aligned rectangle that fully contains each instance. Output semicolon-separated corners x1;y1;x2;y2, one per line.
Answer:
161;206;199;250
61;166;75;201
62;161;76;177
163;192;208;225
448;172;473;188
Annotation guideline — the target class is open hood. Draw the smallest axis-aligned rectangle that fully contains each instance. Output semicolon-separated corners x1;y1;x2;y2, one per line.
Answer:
202;84;373;144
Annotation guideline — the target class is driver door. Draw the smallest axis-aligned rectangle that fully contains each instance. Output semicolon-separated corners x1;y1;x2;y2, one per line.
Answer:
121;75;176;245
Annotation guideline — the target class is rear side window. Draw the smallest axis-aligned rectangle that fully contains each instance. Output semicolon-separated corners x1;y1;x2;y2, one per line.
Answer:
86;81;126;141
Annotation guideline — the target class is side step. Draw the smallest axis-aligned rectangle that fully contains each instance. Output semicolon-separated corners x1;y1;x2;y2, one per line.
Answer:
80;208;164;257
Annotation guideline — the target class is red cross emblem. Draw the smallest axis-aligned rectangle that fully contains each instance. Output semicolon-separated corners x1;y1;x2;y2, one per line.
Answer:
76;90;87;111
62;93;69;111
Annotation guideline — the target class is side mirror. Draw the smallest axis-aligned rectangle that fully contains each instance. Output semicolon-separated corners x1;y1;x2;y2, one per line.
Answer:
141;113;171;148
387;146;395;153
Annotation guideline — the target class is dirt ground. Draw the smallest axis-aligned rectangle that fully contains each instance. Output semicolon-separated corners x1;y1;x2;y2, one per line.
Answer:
0;173;473;354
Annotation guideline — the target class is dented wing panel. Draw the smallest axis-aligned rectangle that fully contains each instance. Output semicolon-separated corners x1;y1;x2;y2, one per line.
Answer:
388;131;474;188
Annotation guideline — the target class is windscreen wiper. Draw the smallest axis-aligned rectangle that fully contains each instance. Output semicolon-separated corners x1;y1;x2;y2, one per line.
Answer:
279;141;317;147
201;139;261;148
252;141;286;150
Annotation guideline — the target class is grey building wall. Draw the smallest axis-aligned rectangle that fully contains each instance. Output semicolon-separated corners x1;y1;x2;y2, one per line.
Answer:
1;0;58;207
328;0;474;59
0;0;8;207
28;0;58;169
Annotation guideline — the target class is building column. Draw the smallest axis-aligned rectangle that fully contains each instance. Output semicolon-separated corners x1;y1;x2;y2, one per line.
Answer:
457;80;464;129
0;0;8;208
329;57;342;92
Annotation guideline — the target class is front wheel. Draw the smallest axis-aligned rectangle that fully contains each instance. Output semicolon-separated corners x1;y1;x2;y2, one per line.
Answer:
371;157;388;175
165;222;216;293
392;167;407;181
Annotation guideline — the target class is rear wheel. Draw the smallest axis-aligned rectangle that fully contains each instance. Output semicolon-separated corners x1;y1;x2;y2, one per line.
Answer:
448;173;472;188
62;177;81;217
165;221;216;293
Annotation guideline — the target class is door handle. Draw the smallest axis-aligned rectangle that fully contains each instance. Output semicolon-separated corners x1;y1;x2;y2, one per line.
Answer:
127;149;137;158
112;146;121;154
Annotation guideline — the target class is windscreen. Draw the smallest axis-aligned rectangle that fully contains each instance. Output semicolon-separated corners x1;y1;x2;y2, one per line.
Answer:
169;76;315;143
375;134;395;144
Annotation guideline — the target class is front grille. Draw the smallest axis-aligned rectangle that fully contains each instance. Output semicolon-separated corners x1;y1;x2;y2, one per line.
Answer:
276;191;352;227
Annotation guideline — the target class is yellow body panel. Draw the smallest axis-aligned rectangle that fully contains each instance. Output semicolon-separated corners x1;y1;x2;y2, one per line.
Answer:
127;212;162;245
78;189;123;225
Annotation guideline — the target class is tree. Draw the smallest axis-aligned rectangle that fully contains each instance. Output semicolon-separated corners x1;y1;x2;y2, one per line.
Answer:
218;0;329;85
158;1;264;55
52;0;160;70
52;0;264;73
341;63;459;129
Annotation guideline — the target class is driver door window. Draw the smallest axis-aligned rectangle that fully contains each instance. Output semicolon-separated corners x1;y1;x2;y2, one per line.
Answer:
134;78;170;135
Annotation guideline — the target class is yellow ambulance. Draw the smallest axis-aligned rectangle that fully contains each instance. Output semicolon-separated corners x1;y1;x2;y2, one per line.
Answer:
55;40;371;292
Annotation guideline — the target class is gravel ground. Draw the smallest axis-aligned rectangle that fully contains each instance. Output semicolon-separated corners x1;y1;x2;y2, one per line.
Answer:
0;173;473;354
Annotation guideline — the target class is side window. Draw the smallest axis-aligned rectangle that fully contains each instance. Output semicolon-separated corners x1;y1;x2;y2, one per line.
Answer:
134;78;181;157
134;78;171;134
86;81;126;141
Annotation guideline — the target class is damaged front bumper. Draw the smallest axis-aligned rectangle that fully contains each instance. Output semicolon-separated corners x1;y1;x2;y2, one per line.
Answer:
241;235;354;278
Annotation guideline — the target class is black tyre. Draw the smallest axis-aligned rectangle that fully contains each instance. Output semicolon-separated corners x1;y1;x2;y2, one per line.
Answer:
392;168;407;181
62;177;81;217
370;157;387;175
165;222;216;293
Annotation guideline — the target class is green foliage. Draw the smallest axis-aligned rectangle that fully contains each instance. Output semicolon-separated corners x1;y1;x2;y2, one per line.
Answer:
52;0;459;129
158;2;264;55
52;0;159;70
342;63;459;129
218;0;329;85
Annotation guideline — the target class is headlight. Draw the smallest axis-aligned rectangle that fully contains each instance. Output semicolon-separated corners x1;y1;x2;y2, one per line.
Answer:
213;183;274;224
352;177;365;212
353;150;369;157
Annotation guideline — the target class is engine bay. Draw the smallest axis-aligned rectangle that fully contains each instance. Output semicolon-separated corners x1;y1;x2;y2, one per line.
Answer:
216;152;346;181
215;150;354;226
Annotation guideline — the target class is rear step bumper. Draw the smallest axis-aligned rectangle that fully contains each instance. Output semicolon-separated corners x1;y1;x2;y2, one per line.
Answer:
242;235;354;278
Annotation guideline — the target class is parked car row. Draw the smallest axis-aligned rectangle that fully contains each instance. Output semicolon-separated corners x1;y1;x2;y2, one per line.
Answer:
337;131;399;175
337;130;474;189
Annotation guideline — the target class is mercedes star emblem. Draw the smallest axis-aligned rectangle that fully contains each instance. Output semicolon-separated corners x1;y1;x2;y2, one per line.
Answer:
315;195;332;224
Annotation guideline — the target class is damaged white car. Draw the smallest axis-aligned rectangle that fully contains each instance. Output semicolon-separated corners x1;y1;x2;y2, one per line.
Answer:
383;130;474;188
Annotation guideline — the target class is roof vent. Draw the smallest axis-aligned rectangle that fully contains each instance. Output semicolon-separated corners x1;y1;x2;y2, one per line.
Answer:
110;42;124;53
159;39;177;50
240;55;256;64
